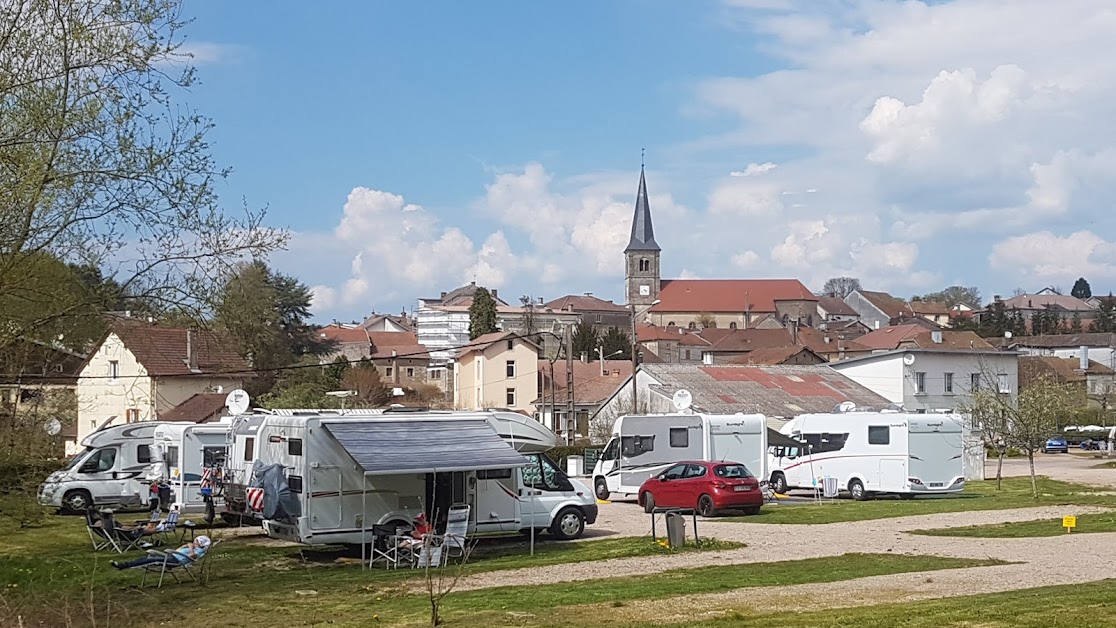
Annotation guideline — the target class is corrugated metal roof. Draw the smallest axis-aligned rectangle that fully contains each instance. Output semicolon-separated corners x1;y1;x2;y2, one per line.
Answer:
322;419;528;475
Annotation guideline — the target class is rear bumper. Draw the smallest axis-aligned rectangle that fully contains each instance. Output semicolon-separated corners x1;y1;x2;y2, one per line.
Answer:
262;519;302;543
582;503;599;525
710;487;763;509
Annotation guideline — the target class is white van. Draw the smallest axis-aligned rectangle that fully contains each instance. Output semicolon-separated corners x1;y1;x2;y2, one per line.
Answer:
230;409;597;545
591;413;768;501
151;422;230;513
38;422;168;512
768;411;966;500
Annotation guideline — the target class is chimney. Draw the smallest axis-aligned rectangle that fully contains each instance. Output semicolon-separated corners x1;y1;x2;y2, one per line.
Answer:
931;331;943;344
537;297;543;305
993;295;1001;302
823;335;830;345
186;330;198;371
874;320;881;329
1080;346;1089;371
441;291;447;298
491;289;498;300
790;321;799;345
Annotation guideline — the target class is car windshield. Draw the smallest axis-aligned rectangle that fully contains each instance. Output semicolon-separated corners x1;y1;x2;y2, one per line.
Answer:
713;464;753;479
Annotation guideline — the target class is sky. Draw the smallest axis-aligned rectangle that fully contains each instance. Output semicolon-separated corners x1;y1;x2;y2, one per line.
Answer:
182;0;1116;323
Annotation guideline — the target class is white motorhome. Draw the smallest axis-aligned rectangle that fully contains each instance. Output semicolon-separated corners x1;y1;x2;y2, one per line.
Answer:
38;422;168;512
591;413;769;501
229;409;598;545
151;422;231;513
767;411;966;500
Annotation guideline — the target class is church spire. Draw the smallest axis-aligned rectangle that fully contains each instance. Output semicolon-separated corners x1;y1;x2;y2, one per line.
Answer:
625;166;660;252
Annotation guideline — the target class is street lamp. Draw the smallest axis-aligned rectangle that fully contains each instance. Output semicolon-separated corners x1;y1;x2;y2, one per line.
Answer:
325;389;357;411
597;347;624;376
629;299;661;414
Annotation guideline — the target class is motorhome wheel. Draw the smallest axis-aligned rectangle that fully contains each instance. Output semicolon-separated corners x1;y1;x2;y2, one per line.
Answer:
770;473;788;495
62;489;92;513
550;507;585;540
697;494;716;517
594;477;609;501
848;479;870;501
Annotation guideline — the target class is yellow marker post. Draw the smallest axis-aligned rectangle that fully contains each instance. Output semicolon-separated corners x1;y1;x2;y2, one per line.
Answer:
1063;515;1077;534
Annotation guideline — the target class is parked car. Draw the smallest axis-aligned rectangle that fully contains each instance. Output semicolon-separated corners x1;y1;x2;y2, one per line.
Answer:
1043;435;1069;454
638;460;762;517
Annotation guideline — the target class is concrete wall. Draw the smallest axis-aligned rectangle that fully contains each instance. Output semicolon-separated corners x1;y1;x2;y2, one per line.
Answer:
829;356;904;404
844;292;889;331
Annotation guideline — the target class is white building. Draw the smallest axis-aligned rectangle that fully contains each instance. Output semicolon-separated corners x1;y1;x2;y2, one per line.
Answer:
1006;333;1116;372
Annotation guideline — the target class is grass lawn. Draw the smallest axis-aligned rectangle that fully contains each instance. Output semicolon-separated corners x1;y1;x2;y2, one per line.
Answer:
720;476;1116;525
911;511;1116;538
1092;460;1116;469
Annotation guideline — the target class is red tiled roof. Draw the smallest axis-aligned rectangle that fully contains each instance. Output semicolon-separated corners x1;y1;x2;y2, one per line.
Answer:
908;300;950;316
317;324;370;344
817;297;858;317
159;393;229;423
653;279;816;314
111;322;250;377
730;346;824;365
457;332;524;357
371;344;430;360
708;329;798;353
796;327;871;356
636;324;712;346
368;331;418;347
999;294;1094;312
544;295;628;313
855;325;995;351
535;360;632;404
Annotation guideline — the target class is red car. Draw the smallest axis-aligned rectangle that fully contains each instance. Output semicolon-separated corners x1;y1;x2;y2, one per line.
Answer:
638;461;762;517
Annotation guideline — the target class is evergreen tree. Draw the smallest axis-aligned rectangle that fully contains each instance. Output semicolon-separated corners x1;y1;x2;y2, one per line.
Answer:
601;327;633;359
1070;311;1083;334
468;288;499;339
1093;295;1116;333
1011;308;1027;337
1071;277;1092;299
983;300;1010;337
570;323;599;360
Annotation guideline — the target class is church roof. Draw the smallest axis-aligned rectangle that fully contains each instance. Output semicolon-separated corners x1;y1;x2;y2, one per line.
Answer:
625;168;660;252
652;279;817;313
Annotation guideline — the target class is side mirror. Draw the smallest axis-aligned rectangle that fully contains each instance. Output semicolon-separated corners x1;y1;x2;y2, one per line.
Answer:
658;475;668;482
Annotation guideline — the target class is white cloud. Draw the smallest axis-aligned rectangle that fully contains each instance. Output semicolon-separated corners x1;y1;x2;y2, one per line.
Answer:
730;162;778;177
990;230;1116;280
731;250;760;268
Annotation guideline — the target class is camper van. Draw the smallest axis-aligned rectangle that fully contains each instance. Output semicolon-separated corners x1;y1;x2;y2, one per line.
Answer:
38;422;169;512
591;413;769;501
768;411;966;500
228;409;597;545
151;422;230;513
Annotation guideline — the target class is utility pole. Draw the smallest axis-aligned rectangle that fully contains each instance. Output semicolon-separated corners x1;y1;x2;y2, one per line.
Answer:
630;304;639;415
564;324;575;445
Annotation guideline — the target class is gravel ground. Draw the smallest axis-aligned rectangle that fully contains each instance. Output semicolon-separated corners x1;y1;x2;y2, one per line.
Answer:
990;452;1116;488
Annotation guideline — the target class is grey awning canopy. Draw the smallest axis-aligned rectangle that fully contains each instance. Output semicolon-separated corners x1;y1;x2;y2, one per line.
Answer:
322;419;530;476
767;428;803;449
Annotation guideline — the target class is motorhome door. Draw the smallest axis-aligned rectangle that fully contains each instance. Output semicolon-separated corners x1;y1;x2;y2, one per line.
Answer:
475;469;520;532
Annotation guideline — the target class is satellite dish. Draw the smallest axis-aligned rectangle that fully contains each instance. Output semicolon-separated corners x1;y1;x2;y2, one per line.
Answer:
672;389;693;411
44;418;62;436
225;389;251;416
902;353;916;366
392;387;406;397
835;401;856;413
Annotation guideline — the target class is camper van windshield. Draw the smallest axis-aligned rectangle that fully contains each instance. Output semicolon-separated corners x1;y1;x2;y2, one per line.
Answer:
62;448;93;471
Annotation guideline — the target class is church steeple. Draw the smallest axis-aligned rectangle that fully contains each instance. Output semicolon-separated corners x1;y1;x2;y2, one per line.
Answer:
624;167;660;253
624;165;661;307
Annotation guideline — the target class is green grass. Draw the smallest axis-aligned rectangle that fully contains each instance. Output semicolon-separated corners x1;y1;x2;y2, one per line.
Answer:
721;476;1116;524
912;511;1116;538
1092;460;1116;469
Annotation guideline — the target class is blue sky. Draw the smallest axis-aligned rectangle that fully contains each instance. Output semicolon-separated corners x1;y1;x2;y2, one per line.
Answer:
184;0;1116;322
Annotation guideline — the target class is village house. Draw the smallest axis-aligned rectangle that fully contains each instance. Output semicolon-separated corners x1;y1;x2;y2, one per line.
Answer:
73;322;249;453
315;323;431;388
1003;332;1116;372
452;331;540;415
976;290;1095;326
544;293;630;333
534;358;632;440
844;289;951;330
1019;355;1115;405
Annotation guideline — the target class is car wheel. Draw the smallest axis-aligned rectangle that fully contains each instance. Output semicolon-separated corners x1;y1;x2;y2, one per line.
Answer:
848;479;869;501
549;507;585;540
62;489;92;514
594;477;610;501
642;492;656;514
697;494;717;517
771;473;788;495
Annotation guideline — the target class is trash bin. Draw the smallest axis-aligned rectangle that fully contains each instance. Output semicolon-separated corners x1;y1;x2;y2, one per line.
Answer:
665;512;686;548
567;455;584;477
157;483;172;509
822;476;839;498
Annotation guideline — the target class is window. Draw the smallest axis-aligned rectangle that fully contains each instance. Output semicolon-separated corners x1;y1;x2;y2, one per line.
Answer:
406;367;415;378
108;360;119;381
714;464;754;478
669;427;689;448
595;314;603;323
621;435;655;457
667;321;676;327
944;372;954;394
506;388;516;406
125;408;140;423
601;439;620;461
287;475;303;493
868;426;890;445
688;322;696;329
729;322;738;330
639;258;650;272
385;366;393;378
971;373;981;391
506;339;514;351
429;369;442;380
661;463;686;480
998;373;1011;394
682;464;707;479
915;372;926;394
137;444;153;464
506;360;516;377
684;349;691;360
802;432;848;454
243;437;255;462
477;468;514;480
166;446;179;471
288;438;303;456
521;453;572;491
80;448;117;473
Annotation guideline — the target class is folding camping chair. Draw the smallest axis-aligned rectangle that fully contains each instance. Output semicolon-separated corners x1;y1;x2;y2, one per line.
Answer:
85;509;121;553
98;511;150;553
438;504;471;563
132;540;222;588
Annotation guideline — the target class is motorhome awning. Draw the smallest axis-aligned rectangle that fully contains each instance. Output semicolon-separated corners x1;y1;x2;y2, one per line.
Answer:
767;428;803;449
322;419;530;476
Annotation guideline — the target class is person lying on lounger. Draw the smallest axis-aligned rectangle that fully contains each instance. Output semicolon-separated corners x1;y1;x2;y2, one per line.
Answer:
396;513;433;550
110;536;211;570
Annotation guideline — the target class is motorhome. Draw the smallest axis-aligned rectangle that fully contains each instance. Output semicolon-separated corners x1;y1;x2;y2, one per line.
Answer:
227;409;598;544
591;413;769;501
767;411;966;500
38;422;169;512
151;422;231;513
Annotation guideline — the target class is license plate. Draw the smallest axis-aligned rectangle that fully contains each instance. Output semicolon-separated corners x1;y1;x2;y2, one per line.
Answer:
928;482;943;487
734;485;752;492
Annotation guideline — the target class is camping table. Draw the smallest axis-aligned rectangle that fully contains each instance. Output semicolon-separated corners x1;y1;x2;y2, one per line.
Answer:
649;507;700;545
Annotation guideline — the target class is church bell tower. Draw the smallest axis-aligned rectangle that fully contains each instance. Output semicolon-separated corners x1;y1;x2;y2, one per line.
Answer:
624;167;661;307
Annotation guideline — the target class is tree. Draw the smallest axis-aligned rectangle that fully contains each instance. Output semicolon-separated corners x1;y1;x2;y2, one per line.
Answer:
918;286;982;309
821;277;861;299
570;323;599;360
1070;311;1083;334
1071;278;1092;299
323;356;351;390
468;288;498;339
1093;295;1116;333
600;327;632;359
696;312;717;328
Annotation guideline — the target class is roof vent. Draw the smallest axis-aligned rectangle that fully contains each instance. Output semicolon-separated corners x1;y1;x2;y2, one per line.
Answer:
931;331;943;344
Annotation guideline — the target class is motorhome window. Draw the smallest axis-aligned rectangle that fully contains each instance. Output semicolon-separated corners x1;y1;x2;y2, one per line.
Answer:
287;475;303;493
601;439;619;461
662;464;686;480
714;464;753;478
639;436;654;452
804;433;848;454
202;446;224;467
81;448;116;473
868;426;890;445
63;448;92;471
243;437;255;462
137;444;153;464
682;464;706;479
522;454;571;491
288;438;303;456
166;446;179;469
477;468;513;480
669;428;689;448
